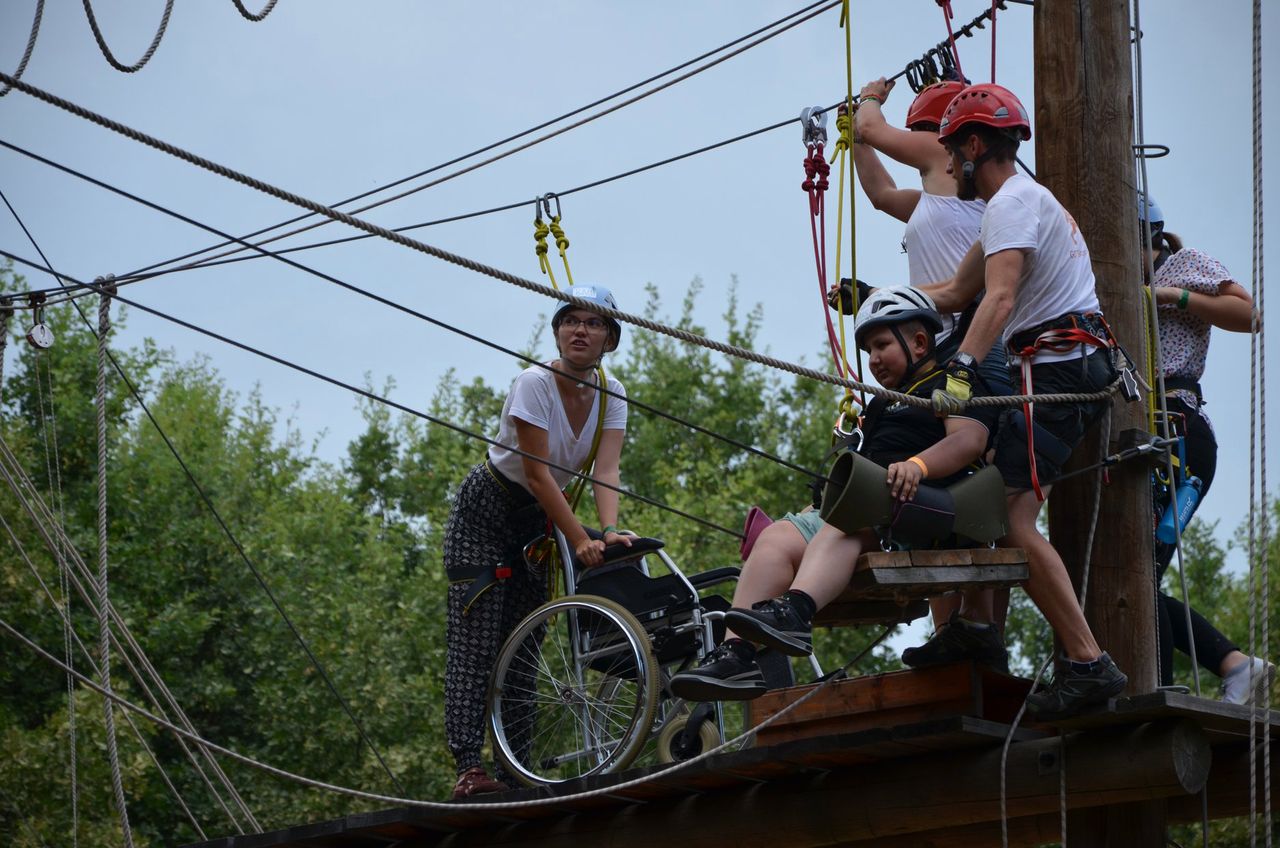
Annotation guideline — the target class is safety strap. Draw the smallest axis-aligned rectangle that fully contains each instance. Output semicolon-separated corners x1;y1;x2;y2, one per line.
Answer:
1010;319;1114;501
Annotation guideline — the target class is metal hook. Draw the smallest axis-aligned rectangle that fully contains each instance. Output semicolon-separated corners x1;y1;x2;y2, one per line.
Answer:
800;106;828;146
1133;143;1171;159
540;192;562;221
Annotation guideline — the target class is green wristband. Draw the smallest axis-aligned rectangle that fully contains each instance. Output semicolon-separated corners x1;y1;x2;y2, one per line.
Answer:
860;94;882;105
602;525;617;536
1177;289;1190;310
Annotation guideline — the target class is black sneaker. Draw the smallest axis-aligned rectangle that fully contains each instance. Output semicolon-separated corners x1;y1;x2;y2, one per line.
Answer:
901;610;1009;673
669;642;767;702
725;597;813;657
1025;653;1128;721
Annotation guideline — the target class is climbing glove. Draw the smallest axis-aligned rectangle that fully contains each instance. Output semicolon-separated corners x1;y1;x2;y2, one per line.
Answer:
828;278;876;315
931;360;975;416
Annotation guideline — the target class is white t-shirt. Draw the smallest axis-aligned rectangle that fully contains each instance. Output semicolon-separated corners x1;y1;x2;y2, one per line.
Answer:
487;364;628;492
980;173;1100;357
905;192;986;343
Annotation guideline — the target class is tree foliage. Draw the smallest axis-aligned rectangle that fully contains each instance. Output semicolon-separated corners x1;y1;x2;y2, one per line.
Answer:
0;264;1274;846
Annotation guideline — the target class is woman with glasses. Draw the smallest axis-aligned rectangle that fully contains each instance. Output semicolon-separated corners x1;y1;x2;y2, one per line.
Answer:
442;285;631;798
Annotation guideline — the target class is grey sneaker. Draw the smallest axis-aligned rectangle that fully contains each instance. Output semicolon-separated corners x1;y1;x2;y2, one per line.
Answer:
1025;653;1127;721
901;610;1010;673
1220;656;1276;706
669;642;767;702
725;597;813;657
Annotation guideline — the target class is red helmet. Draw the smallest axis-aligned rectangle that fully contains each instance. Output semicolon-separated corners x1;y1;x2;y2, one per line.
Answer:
937;83;1032;144
906;81;965;130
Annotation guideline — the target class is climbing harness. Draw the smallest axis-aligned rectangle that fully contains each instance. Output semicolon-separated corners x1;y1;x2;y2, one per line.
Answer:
533;193;574;291
1006;312;1124;502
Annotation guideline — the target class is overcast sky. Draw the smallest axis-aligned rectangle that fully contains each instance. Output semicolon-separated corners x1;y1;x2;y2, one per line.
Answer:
1;1;1275;611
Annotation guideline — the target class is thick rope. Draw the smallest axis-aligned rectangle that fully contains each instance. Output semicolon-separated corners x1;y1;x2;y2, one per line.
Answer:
94;289;134;847
1248;0;1271;842
0;189;403;809
0;609;893;812
0;508;210;840
115;0;841;283
32;351;83;844
0;436;251;832
0;75;1117;414
81;0;173;74
231;0;279;23
0;0;43;97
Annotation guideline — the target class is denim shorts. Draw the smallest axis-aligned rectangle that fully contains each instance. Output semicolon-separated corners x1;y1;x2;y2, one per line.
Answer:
992;349;1116;490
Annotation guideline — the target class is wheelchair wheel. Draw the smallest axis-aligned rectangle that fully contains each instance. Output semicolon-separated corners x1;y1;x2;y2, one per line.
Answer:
489;594;660;786
656;706;721;763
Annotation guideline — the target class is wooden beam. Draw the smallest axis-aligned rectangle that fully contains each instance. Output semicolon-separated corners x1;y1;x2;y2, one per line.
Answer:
1033;0;1160;841
437;720;1208;847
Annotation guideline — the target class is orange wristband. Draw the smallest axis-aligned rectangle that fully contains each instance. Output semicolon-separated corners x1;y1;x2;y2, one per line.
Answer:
907;456;929;478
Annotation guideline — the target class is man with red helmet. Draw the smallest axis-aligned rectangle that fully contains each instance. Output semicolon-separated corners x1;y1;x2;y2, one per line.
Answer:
919;84;1128;720
851;76;1014;669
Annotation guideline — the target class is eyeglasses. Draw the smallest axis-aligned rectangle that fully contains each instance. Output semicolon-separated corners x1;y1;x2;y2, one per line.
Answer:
560;316;609;331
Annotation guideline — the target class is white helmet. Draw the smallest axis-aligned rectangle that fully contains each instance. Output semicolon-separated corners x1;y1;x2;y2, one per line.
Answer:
853;286;944;351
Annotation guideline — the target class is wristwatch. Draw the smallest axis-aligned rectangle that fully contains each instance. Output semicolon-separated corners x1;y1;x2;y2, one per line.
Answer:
953;351;978;370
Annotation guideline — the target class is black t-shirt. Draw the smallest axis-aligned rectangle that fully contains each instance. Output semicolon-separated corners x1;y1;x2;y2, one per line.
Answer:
859;367;999;487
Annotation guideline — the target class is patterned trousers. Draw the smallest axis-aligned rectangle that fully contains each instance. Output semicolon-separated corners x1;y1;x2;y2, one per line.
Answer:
443;463;548;774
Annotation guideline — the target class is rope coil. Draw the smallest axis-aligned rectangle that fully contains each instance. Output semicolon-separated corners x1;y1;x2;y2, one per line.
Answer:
81;0;174;74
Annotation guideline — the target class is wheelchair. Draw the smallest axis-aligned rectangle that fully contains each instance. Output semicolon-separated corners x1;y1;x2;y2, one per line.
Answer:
486;526;749;787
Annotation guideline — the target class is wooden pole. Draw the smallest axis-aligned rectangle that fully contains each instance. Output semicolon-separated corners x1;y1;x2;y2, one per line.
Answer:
1033;1;1161;844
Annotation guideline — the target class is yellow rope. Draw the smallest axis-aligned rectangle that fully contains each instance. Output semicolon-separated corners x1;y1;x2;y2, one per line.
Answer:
549;216;574;287
835;0;863;414
1141;286;1158;433
534;214;559;291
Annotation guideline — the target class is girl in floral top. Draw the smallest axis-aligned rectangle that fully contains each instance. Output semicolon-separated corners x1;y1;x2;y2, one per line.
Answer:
1142;196;1270;704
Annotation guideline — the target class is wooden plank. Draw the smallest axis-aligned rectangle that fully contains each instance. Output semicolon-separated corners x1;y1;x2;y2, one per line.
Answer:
844;564;1028;601
749;663;1035;748
813;597;928;628
855;550;914;569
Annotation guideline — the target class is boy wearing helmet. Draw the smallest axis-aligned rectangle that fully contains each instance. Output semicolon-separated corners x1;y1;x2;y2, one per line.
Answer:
919;84;1128;720
670;288;1000;701
443;284;632;797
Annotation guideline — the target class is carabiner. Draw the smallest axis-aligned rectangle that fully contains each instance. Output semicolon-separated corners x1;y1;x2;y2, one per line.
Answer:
800;106;828;146
540;192;562;221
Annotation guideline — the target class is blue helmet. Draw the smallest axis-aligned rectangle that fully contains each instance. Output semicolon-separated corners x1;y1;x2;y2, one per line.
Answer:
1137;193;1163;225
552;284;622;348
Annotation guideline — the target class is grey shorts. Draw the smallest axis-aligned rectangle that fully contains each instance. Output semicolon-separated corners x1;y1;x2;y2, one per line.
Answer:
780;509;825;543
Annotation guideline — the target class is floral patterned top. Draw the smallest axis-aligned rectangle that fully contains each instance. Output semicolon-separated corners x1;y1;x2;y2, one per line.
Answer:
1155;248;1233;428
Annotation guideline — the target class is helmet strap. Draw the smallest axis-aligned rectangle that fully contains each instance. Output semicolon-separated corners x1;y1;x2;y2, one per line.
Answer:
890;325;935;384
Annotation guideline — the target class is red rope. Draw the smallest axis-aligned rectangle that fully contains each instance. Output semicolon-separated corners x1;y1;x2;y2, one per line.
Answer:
937;0;966;84
802;142;843;376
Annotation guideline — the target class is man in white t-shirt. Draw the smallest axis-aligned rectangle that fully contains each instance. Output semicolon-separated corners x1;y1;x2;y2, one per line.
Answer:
918;84;1127;721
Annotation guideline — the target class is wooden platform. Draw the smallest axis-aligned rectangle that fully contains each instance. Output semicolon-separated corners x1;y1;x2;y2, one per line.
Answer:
183;691;1280;848
814;547;1029;627
747;661;1037;747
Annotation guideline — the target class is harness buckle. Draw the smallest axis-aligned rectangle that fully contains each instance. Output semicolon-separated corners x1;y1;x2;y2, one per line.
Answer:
800;106;828;146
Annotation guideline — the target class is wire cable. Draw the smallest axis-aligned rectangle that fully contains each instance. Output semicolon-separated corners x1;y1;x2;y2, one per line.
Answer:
119;0;842;281
0;74;1114;414
0;147;828;486
0;249;750;541
0;193;410;800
